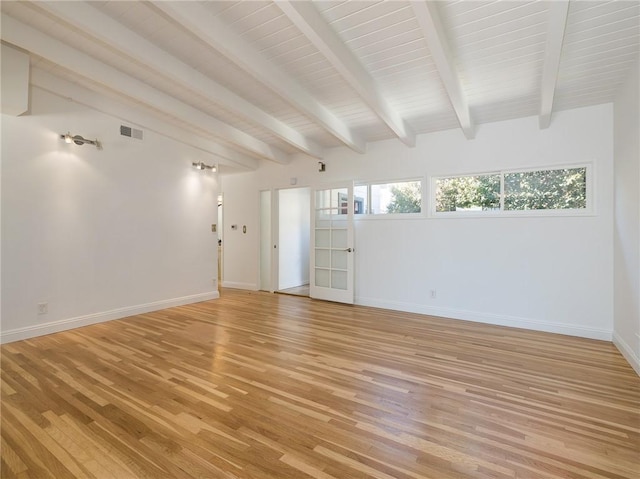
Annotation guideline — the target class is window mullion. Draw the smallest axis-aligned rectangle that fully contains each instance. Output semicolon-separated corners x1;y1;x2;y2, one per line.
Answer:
500;172;505;212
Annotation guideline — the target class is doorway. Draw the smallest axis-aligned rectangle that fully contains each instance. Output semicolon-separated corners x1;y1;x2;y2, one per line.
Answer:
277;187;310;296
259;187;310;296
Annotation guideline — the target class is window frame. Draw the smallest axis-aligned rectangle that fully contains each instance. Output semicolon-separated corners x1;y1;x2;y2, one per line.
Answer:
354;177;426;219
430;163;594;218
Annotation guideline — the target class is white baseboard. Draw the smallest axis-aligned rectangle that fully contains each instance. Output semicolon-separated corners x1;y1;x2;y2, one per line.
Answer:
613;332;640;376
221;281;258;291
0;291;219;344
355;296;612;341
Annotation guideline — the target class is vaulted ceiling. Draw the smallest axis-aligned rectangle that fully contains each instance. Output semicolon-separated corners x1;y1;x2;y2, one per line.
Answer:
2;1;638;172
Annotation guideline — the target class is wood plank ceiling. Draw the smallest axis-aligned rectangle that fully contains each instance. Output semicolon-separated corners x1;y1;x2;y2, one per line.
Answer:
1;1;638;171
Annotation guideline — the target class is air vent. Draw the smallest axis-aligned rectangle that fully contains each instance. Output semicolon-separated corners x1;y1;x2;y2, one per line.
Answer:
120;124;143;140
120;125;131;137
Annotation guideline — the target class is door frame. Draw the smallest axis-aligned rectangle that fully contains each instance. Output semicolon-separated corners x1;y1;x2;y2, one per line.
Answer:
259;189;276;292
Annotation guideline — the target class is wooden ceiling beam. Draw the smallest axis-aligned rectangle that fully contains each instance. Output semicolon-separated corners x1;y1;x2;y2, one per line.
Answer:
539;1;570;129
0;14;288;164
276;1;416;147
32;1;315;160
32;69;259;171
411;1;475;140
154;1;366;154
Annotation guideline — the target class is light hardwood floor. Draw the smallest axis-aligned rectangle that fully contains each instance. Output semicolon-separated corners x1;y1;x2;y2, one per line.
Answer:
277;284;310;297
1;289;639;478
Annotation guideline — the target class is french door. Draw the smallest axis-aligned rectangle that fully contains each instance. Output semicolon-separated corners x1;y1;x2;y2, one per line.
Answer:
310;184;354;304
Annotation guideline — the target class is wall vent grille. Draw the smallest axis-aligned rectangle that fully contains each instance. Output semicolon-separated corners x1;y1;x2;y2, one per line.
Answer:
120;125;143;140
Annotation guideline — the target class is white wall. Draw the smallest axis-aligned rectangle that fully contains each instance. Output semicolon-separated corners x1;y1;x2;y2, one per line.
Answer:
222;104;614;340
1;87;219;342
613;54;640;374
1;44;29;116
278;187;310;290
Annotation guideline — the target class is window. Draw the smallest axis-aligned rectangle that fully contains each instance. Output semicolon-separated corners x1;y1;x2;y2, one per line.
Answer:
504;168;586;211
433;166;589;215
355;180;422;215
354;185;368;215
435;174;500;212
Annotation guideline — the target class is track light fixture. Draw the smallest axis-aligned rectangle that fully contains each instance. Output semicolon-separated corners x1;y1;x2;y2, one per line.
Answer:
60;132;102;149
192;162;216;172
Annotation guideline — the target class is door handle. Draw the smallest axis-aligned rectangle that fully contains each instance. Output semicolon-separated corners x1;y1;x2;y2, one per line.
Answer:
344;248;353;253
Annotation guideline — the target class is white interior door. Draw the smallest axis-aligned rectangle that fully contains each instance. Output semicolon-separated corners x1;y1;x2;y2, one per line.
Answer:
310;184;354;304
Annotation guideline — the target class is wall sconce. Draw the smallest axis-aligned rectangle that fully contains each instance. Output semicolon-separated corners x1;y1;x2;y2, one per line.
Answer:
192;162;217;172
61;132;102;149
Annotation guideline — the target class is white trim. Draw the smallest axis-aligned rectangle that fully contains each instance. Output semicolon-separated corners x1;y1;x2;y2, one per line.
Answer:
355;296;612;341
354;213;426;221
0;292;219;344
432;161;592;177
431;209;595;220
613;332;640;376
221;281;258;291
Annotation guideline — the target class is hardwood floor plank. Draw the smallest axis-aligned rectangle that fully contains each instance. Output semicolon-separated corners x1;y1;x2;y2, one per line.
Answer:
0;435;28;476
2;289;639;478
1;403;78;478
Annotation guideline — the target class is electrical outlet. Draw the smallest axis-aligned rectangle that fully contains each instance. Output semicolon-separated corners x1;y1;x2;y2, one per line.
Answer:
212;279;217;286
429;290;437;299
37;302;48;315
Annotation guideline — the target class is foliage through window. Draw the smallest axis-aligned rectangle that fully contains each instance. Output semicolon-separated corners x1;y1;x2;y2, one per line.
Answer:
434;166;588;214
355;180;422;215
504;168;586;210
435;174;500;212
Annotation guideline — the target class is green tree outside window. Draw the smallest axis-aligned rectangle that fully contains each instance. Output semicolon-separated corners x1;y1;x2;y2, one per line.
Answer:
386;182;422;214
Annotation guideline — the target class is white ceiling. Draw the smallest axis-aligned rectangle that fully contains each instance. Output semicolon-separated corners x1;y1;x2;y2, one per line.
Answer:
2;1;638;172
